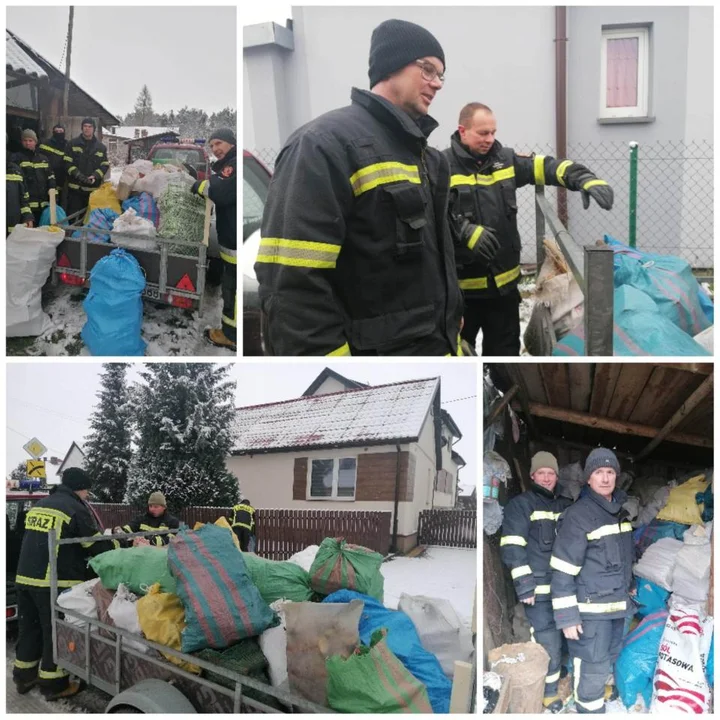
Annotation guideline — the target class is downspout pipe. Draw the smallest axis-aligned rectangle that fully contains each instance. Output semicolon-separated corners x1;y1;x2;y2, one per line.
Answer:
391;444;402;553
555;6;568;226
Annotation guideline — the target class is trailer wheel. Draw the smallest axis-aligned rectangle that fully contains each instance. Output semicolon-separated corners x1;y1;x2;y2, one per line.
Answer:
104;679;196;714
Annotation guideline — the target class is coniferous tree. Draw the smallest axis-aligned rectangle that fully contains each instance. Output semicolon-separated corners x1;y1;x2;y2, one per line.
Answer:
84;363;133;503
125;364;240;511
133;85;155;126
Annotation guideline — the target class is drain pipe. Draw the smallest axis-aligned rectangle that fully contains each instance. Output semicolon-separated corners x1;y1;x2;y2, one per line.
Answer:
391;444;402;553
555;6;569;226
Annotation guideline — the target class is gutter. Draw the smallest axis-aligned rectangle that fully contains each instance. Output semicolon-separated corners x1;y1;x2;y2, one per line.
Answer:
390;444;402;553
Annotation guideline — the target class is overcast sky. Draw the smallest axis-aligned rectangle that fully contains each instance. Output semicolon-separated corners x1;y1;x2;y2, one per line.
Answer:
7;6;237;118
242;4;292;26
6;362;477;492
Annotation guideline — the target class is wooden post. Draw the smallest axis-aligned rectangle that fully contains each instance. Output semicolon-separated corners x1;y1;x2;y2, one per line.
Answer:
449;661;473;713
49;188;57;225
63;7;74;117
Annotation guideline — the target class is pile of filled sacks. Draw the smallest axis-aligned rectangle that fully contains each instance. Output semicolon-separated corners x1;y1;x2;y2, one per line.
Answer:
58;522;473;713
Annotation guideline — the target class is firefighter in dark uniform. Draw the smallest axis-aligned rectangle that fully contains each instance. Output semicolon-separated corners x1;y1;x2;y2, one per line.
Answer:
64;117;110;220
39;123;69;208
551;448;634;714
117;492;180;547
11;129;56;226
230;498;256;552
445;103;615;355
191;128;237;352
500;452;573;712
257;19;463;357
7;158;34;235
13;468;116;700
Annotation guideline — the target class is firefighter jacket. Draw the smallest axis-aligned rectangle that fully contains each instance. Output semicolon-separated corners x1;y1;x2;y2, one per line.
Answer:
64;134;110;195
39;135;69;187
122;510;181;546
257;88;464;357
444;134;604;298
550;488;635;629
16;484;117;589
11;148;56;210
7;161;33;232
194;146;237;254
231;503;256;533
500;483;573;602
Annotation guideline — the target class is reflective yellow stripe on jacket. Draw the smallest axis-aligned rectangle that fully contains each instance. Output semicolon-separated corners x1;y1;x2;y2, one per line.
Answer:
256;237;341;269
350;162;420;196
327;343;351;357
459;265;520;291
450;166;515;187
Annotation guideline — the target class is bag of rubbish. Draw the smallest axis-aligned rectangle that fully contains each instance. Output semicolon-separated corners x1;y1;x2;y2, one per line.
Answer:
635;486;672;527
91;581;117;639
122;192;160;228
671;525;712;602
84;181;122;224
651;607;712;713
72;208;119;244
136;583;200;674
634;519;689;557
483;450;511;501
635;578;670;617
309;538;384;601
134;167;175;199
324;589;452;713
285;599;363;707
633;537;684;590
694;326;713;354
39;205;68;227
616;609;668;708
132;159;154;176
241;553;314;604
57;578;100;628
89;546;176;595
259;599;291;687
326;628;434;713
192;515;240;549
108;582;147;654
398;593;474;678
559;461;584;501
656;474;709;526
81;248;146;356
483;499;503;536
116;166;140;201
168;524;277;653
112;208;158;251
286;545;320;573
623;496;640;523
6;225;66;337
157;173;204;246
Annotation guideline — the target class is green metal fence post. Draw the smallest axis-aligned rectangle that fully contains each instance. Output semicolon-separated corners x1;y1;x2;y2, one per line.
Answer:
628;141;639;248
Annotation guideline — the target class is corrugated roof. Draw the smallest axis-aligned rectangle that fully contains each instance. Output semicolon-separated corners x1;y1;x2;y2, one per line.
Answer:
232;377;439;454
6;31;47;80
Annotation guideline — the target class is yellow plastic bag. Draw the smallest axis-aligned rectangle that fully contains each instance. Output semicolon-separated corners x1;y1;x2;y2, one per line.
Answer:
136;583;200;674
193;516;240;549
83;182;122;224
656;474;709;525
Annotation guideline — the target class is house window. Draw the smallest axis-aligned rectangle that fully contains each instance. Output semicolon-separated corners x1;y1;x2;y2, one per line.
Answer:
308;457;357;500
599;26;650;120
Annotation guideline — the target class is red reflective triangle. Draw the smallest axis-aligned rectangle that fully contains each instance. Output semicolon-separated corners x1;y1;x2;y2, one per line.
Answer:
176;273;196;292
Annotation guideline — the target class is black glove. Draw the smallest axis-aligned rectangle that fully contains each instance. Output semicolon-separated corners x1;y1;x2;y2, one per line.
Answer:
581;181;614;210
463;221;501;263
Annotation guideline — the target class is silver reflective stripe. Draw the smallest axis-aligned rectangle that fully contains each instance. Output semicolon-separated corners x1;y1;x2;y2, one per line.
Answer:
552;594;578;609
535;584;551;594
511;565;532;579
586;522;632;541
579;600;627;613
550;555;582;576
530;511;560;521
545;671;561;684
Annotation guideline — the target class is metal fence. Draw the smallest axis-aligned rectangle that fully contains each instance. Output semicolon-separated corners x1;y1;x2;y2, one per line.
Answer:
91;504;392;560
247;140;713;270
417;509;477;548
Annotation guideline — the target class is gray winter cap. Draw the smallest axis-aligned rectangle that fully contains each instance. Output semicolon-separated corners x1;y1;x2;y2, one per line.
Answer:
584;447;620;481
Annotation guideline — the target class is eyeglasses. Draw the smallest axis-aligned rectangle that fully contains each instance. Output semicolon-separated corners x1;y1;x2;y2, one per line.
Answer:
415;60;445;84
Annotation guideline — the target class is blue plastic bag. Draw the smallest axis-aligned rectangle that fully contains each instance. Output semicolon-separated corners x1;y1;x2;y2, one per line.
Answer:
122;192;160;228
634;520;690;558
323;589;451;714
706;634;714;688
39;205;68;226
81;248;146;356
72;208;119;244
634;578;669;617
616;609;668;708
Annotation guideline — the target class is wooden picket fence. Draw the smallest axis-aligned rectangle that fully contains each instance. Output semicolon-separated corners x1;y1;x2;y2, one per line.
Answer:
91;504;392;560
417;509;477;548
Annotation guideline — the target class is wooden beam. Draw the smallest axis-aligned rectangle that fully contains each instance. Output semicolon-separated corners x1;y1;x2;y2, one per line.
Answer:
507;365;539;439
525;402;712;449
538;435;635;462
634;373;714;461
659;363;713;375
485;384;519;425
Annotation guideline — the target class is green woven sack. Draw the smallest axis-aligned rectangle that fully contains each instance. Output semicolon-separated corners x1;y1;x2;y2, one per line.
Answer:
309;538;384;601
241;553;314;604
89;546;177;595
326;628;433;713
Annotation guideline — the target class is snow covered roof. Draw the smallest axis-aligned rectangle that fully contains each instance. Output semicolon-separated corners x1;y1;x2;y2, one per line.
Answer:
6;31;47;80
108;126;180;139
231;378;440;454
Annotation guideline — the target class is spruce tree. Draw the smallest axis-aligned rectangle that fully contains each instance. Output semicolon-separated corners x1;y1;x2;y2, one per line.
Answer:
125;364;240;512
84;363;133;503
133;85;154;125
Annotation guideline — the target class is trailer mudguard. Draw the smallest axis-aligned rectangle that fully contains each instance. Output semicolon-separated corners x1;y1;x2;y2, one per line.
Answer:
105;678;196;714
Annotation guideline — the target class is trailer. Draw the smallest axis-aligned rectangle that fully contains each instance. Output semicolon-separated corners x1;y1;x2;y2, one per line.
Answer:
48;528;331;714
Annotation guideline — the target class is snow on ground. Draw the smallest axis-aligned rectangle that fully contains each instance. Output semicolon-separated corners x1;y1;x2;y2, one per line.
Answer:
6;283;233;357
381;547;477;629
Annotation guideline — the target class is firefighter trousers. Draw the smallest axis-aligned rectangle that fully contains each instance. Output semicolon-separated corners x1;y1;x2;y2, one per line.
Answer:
460;290;521;356
220;247;237;344
525;600;562;698
567;617;625;713
13;585;70;694
65;188;91;222
233;526;252;552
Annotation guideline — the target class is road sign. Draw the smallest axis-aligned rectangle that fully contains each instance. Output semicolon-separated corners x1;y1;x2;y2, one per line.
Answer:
23;437;47;460
26;460;46;479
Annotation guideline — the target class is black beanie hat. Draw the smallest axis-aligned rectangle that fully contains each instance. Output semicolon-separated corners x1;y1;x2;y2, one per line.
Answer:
209;128;236;146
81;117;96;129
62;467;93;491
368;19;445;88
53;123;65;132
584;448;621;482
